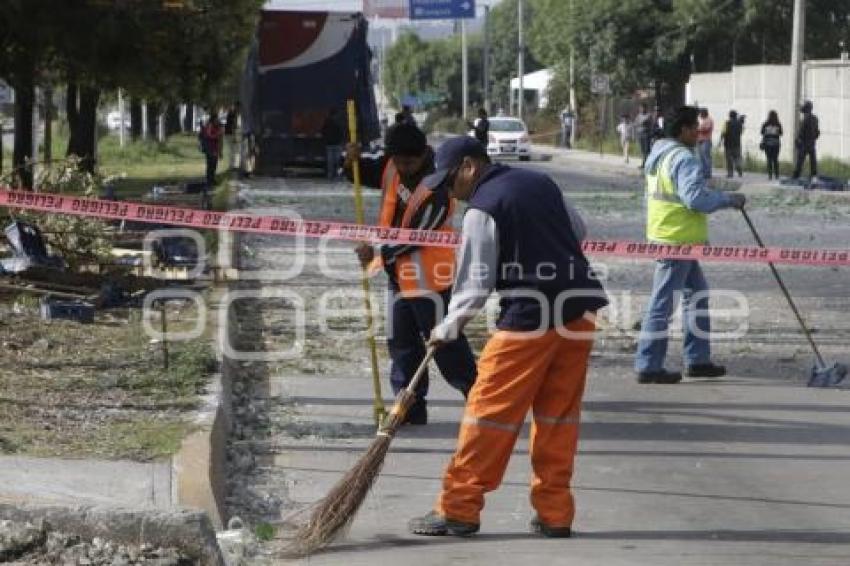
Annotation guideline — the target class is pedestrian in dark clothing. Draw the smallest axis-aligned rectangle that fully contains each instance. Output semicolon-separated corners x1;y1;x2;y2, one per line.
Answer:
720;111;744;178
224;104;239;170
792;101;820;179
760;110;783;180
636;104;653;168
399;105;417;127
560;107;575;148
467;108;490;147
200;115;223;188
321;108;345;180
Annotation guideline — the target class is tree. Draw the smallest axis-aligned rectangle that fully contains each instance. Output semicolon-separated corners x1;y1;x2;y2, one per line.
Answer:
0;0;58;188
384;31;484;115
0;1;263;176
488;0;542;112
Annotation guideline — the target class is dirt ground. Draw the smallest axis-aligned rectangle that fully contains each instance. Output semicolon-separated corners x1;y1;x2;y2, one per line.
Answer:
0;294;214;461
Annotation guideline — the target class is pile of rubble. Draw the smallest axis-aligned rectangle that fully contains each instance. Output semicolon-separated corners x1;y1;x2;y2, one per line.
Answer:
0;519;194;565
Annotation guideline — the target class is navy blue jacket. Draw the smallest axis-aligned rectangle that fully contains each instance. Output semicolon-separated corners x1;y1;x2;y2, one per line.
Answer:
468;164;608;331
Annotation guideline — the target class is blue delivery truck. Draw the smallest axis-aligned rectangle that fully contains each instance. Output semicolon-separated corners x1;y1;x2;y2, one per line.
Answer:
241;10;380;174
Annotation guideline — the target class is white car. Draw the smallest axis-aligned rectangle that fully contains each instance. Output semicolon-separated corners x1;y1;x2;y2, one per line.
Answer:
475;117;531;161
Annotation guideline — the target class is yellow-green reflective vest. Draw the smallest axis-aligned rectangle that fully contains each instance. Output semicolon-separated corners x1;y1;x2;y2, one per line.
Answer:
646;146;708;244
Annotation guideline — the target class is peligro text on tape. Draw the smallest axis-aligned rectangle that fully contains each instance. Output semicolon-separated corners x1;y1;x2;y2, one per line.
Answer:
2;188;849;268
0;189;461;248
581;240;850;267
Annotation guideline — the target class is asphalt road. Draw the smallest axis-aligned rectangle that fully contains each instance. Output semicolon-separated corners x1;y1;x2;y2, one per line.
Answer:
226;158;850;565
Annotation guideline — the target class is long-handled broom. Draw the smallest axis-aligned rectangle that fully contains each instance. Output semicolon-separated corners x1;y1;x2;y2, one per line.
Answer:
346;99;387;426
284;347;436;557
741;208;847;387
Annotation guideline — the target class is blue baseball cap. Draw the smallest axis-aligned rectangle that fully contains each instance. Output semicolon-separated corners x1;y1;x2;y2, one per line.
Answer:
422;136;488;190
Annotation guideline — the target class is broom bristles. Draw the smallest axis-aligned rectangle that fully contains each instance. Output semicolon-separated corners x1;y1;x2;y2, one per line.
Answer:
283;389;416;557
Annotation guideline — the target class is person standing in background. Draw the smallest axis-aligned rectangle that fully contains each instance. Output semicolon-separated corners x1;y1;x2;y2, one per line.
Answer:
321;108;345;180
636;104;653;168
201;114;223;188
696;108;714;179
468;108;491;148
720;110;744;178
560;106;575;149
792;101;820;180
760;110;783;180
616;114;633;164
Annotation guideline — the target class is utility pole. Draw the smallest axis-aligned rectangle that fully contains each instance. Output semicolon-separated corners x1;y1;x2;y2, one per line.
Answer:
462;19;468;120
517;0;525;120
569;0;577;146
789;0;805;156
483;4;491;113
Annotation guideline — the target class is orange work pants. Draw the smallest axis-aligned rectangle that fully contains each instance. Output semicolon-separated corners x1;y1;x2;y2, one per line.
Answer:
436;317;595;527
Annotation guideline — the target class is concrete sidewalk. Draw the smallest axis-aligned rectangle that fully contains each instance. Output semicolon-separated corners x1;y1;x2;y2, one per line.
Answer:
269;367;850;566
236;177;850;566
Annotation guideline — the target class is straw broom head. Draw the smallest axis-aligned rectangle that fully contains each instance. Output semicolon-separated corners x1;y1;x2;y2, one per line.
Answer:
283;387;418;557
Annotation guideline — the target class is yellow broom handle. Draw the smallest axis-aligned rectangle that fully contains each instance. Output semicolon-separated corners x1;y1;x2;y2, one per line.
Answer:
347;100;386;425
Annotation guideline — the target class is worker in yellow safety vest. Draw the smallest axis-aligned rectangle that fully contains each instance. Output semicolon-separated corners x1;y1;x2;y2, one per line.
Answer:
344;123;476;424
635;106;746;384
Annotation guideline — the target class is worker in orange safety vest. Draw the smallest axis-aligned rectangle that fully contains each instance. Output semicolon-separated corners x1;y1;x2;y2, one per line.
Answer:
344;123;476;425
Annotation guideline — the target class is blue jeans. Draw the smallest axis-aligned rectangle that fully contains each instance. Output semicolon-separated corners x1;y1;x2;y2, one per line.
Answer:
387;286;477;402
698;140;713;178
635;259;712;373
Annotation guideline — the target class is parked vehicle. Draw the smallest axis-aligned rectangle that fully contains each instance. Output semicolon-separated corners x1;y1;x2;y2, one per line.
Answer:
473;117;531;161
241;10;379;174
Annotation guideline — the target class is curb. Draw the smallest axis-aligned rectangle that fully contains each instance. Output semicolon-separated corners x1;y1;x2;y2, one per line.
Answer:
170;181;241;530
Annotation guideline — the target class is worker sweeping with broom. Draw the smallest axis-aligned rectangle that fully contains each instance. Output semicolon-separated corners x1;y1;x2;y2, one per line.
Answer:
405;136;609;537
343;123;477;424
286;136;604;556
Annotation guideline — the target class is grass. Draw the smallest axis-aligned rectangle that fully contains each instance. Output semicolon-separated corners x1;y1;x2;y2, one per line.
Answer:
0;299;216;461
254;523;277;542
7;121;237;203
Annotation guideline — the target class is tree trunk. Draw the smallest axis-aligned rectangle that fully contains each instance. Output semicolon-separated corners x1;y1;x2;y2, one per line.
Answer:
165;104;181;137
12;74;35;189
146;102;160;141
43;86;53;164
130;97;142;140
182;104;194;132
76;86;100;173
66;81;80;157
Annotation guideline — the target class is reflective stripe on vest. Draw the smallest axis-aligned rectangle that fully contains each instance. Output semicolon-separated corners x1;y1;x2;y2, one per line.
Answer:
646;146;709;245
377;161;457;297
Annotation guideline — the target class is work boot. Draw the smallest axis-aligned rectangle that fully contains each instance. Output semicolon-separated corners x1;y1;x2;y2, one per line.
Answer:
403;399;427;425
408;511;479;537
686;363;726;378
636;369;682;384
529;516;572;538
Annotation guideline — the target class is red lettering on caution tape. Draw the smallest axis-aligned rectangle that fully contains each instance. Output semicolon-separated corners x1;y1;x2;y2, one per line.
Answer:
2;189;848;267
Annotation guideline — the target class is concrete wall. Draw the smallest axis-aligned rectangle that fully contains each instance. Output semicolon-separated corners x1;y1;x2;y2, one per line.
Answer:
687;60;850;163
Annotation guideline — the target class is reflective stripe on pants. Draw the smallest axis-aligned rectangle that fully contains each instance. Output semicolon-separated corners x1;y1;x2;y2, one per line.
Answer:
437;316;596;526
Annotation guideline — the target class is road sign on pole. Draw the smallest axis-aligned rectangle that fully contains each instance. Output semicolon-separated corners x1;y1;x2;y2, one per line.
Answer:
591;73;611;95
409;0;475;20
